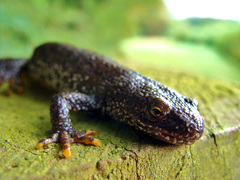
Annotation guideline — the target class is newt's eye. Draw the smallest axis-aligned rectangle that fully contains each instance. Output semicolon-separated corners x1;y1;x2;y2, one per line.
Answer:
145;98;171;122
150;107;163;117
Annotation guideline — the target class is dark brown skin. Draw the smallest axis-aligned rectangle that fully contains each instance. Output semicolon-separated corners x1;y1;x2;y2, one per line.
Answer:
0;43;204;158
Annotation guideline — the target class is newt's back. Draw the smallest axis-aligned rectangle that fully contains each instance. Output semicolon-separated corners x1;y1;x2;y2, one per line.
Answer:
27;43;129;95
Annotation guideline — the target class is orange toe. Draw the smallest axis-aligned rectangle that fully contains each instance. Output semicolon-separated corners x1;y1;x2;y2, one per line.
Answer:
36;142;44;150
92;139;101;146
63;147;71;158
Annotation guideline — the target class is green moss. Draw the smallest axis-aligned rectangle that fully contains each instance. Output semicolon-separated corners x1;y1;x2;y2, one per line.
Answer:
0;67;239;179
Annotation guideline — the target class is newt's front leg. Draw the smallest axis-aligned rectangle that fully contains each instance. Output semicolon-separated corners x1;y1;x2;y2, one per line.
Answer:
36;92;101;158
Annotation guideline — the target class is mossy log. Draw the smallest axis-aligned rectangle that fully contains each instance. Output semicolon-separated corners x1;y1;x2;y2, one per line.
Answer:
0;68;239;180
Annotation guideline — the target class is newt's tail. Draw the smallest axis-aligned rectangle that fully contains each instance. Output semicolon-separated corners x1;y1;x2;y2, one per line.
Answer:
0;59;27;95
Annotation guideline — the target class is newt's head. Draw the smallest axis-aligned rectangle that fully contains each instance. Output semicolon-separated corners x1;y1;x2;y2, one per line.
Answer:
140;94;204;145
108;74;204;145
129;78;204;145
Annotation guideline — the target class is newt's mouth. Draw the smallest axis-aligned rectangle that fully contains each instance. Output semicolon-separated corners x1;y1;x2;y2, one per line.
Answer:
151;125;204;145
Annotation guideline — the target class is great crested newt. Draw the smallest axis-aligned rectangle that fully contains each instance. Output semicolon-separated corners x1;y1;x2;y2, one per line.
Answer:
0;43;204;158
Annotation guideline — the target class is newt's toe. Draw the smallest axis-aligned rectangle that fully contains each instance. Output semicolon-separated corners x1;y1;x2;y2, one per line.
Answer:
36;132;59;149
91;139;101;146
63;147;71;158
72;129;100;146
36;142;44;150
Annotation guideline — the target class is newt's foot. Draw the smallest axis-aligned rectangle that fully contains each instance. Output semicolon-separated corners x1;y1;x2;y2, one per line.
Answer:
36;129;100;158
0;59;26;95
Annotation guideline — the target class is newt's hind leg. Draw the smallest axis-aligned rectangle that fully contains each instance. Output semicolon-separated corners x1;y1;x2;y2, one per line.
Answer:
36;92;101;158
0;59;27;95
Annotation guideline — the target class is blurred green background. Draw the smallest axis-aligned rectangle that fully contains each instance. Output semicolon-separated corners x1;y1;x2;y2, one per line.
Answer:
1;0;240;83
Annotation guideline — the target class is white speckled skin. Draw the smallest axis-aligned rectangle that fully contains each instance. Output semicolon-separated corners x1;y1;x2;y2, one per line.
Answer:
24;43;204;145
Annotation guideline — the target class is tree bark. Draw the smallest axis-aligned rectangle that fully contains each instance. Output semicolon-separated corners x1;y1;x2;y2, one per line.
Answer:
0;69;239;180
